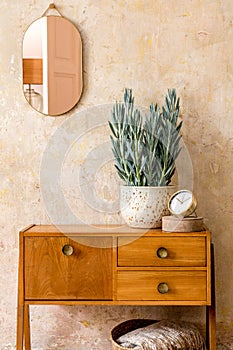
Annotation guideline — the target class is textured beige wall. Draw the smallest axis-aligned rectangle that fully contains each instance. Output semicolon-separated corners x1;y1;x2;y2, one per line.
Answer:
0;0;233;349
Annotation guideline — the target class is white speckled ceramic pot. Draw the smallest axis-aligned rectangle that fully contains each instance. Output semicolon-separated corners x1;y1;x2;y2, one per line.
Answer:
120;185;176;228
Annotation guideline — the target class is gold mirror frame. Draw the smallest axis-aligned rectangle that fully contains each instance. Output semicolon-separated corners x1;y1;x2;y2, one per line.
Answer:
22;3;82;116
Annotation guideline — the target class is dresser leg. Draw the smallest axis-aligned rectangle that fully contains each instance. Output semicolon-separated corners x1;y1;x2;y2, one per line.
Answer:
16;304;24;350
207;305;216;350
206;244;216;350
17;231;25;350
24;304;31;350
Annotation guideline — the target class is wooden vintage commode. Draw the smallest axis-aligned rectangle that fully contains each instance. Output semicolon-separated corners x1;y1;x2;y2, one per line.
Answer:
17;225;216;349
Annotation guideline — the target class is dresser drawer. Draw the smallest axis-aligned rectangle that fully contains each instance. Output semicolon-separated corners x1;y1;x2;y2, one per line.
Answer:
118;237;206;267
117;271;207;301
24;236;113;300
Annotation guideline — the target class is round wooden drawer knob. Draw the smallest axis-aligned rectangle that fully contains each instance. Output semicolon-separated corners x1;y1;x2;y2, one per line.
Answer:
62;244;74;256
157;282;169;294
156;247;168;259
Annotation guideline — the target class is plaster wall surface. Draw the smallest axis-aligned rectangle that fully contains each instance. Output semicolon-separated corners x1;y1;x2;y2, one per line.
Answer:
0;0;232;349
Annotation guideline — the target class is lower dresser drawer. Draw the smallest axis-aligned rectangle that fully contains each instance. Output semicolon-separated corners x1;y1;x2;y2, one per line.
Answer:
117;271;207;301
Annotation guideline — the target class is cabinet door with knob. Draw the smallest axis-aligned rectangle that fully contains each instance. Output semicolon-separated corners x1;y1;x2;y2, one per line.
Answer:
24;236;113;300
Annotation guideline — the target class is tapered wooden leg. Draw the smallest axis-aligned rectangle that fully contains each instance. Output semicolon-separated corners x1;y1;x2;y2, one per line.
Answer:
206;244;216;350
17;231;26;350
24;304;31;350
16;304;24;350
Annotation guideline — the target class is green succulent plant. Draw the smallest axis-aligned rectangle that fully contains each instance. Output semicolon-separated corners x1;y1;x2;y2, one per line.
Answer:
109;88;182;186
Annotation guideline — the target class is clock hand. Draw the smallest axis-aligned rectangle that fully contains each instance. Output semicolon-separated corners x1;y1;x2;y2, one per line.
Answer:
183;197;191;203
176;197;183;203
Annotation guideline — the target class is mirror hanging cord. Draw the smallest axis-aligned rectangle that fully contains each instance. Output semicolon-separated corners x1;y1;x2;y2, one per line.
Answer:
41;3;63;17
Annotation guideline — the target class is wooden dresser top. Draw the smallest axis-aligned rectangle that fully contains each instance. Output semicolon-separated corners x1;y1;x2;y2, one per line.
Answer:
21;224;210;237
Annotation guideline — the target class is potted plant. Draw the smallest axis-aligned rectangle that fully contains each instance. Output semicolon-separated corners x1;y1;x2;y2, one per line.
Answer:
109;88;182;228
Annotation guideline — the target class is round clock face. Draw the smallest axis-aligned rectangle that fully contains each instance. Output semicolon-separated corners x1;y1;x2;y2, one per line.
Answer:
168;190;196;216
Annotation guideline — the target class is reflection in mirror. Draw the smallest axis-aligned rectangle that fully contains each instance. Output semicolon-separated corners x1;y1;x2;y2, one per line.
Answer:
23;16;82;116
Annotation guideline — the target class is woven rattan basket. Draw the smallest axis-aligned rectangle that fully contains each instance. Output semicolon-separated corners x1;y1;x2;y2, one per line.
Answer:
110;318;207;350
111;319;157;350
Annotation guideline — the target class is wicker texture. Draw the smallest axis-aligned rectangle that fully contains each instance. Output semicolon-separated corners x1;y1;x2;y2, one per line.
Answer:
111;319;206;350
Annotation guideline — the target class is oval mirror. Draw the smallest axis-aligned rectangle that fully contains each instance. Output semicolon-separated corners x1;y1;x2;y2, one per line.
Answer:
23;15;82;116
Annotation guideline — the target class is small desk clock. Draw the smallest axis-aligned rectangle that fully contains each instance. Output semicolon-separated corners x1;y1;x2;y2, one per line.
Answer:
168;189;197;217
162;190;204;232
